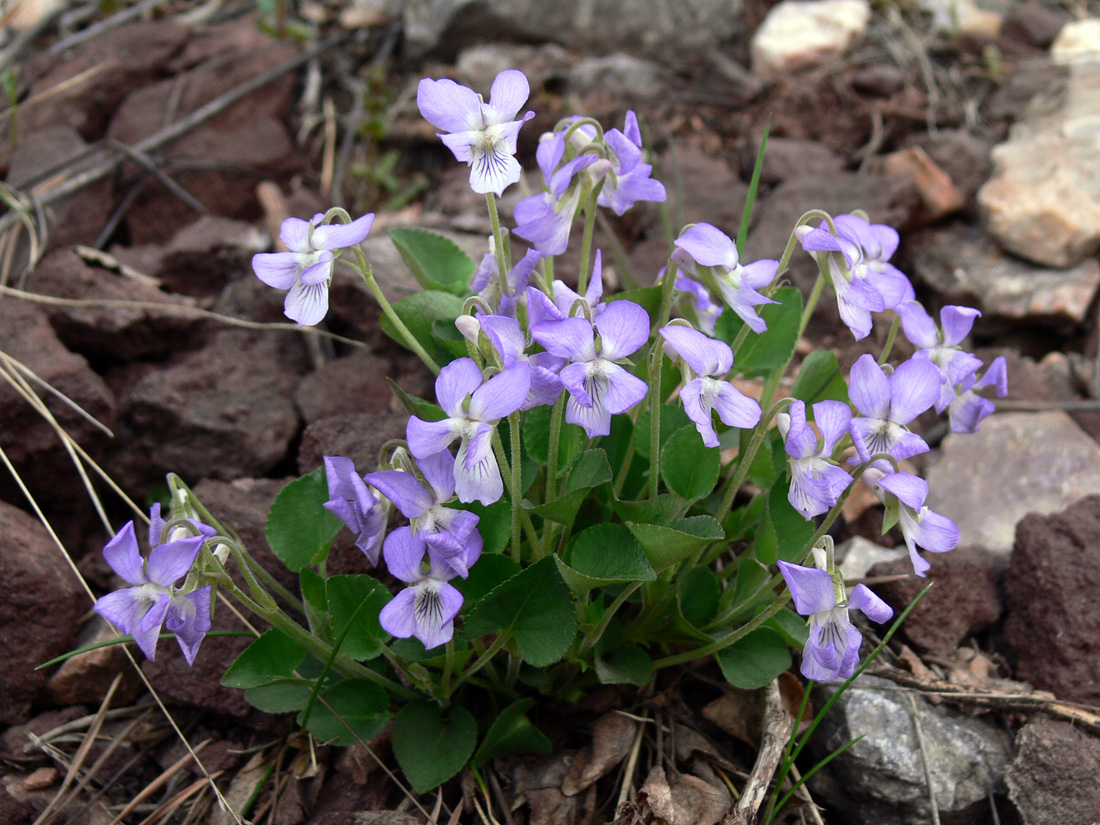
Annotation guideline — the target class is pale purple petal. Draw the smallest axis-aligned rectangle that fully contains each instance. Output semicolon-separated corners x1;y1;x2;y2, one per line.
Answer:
488;69;530;121
252;252;303;289
679;379;718;447
284;279;330;327
777;561;837;616
310;213;375;250
526;285;566;328
435;357;485;417
94;589;145;642
712;382;762;429
167;587;212;666
379;588;419;639
417;78;480;133
406;416;460;459
877;472;929;511
145;536;204;588
594;301;650;361
847;584;893;624
478;314;524;365
849;355;891;418
297;253;334;286
975;356;1008;396
365;470;434;520
104;521;146;586
905;508;960;556
897;301;939;349
531;316;596;361
470;362;530;422
439;130;476;163
741;258;780;290
949;392;994;433
674;223;738;268
784;401;819;461
469;143;523;197
887;359;942;424
419;450;458;503
455;423;502;505
134;592;170;661
601;362;649;414
279;217;313;253
585;249;604;307
148;504;166;549
814;400;852;454
413;581;464;649
536;131;566;184
559;362;593;408
383;526;428;584
660;325;732;377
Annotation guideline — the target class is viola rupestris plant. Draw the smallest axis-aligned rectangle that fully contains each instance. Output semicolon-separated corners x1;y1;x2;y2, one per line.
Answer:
86;68;1007;793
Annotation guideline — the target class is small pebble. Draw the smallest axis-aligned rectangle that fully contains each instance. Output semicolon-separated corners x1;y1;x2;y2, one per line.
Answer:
23;766;58;791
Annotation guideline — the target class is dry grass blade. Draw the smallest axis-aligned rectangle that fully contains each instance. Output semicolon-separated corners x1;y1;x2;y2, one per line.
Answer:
104;739;212;825
134;769;227;825
0;181;47;287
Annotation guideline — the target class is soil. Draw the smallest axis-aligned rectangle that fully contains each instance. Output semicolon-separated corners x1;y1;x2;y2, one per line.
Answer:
1;2;1099;824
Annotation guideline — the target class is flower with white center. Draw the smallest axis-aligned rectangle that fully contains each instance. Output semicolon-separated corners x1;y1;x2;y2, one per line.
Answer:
777;399;853;518
417;70;535;197
377;526;465;650
847;354;942;464
871;470;960;576
897;301;984;411
658;324;761;448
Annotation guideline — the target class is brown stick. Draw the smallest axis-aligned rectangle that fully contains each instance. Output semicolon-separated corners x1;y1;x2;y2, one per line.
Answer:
724;679;794;825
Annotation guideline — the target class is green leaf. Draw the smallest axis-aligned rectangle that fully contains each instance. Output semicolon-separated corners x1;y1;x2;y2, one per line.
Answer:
393;702;477;793
557;524;656;594
633;405;692;460
627;516;724;572
605;285;663;319
595;642;653;686
300;568;329;634
326;575;391;661
768;608;810;647
221;629;306;689
300;678;389;746
611;493;688;524
265;468;344;572
677;567;721;628
523;405;585;472
380;290;466;367
464;557;578;667
453;554;522;609
660;425;721;501
791;350;849;405
714;627;792;690
389;227;475;295
471;699;552;767
456;498;512;556
714;286;802;377
386;377;445;422
752;514;779;565
527;449;613;524
769;480;817;562
730;559;771;612
245;681;313;713
432;318;470;358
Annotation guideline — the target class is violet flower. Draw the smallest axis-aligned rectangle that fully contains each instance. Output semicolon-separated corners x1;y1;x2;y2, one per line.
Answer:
470;246;541;319
93;518;211;665
596;111;667;215
798;214;913;340
848;354;942;464
778;559;893;681
947;356;1007;433
531;301;650;438
672;223;778;334
477;314;564;410
366;451;483;579
897;301;984;411
514;130;600;256
674;271;723;336
323;455;387;565
777;400;853;518
417;70;535;197
378;526;465;650
873;471;960;576
658;325;761;447
405;358;531;505
526;249;606;328
252;212;375;327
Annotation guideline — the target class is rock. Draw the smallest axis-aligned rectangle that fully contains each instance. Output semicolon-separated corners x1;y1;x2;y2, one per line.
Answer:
750;0;871;81
1002;2;1068;49
297;411;410;476
904;129;994;209
809;675;1012;825
926;411;1100;559
5;126;112;250
836;536;907;579
293;348;398;425
908;223;1100;331
106;26;300;244
872;147;966;224
565;54;670;102
46;615;141;706
1050;16;1100;60
1005;717;1100;825
869;545;1002;656
453;43;573;93
402;0;744;63
140;216;270;297
850;64;907;96
918;0;1002;38
757;138;846;187
106;328;306;492
0;500;86;725
699;50;766;104
25;248;205;361
1004;495;1100;705
978;56;1100;267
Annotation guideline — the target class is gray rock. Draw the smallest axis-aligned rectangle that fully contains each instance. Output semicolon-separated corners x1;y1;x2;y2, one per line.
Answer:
908;223;1100;332
454;43;573;94
978;57;1100;267
402;0;743;62
925;411;1100;559
810;676;1012;825
565;54;670;101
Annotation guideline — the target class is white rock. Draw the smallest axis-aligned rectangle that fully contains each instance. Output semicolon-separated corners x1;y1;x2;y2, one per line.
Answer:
1051;17;1100;61
751;0;871;81
918;0;1002;38
926;411;1100;559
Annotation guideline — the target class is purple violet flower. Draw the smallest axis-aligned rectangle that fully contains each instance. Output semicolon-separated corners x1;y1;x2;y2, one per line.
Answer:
93;518;211;665
947;356;1007;433
417;70;535;197
526;249;606;328
378;527;465;650
514;130;600;256
405;358;531;505
252;212;375;327
674;271;723;336
477;314;564;410
322;456;387;565
658;325;761;447
848;355;942;464
672;223;778;334
531;300;650;438
596;111;667;215
897;301;984;411
777;400;853;518
872;471;960;576
778;559;893;681
471;246;541;319
366;451;483;579
798;214;913;340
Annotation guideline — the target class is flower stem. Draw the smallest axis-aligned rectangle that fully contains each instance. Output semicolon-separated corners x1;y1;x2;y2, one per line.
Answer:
353;248;440;375
508;412;523;563
485;193;512;293
715;397;793;523
577;581;643;659
651;592;789;670
647;338;665;499
878;315;901;365
546;393;566;501
576;185;602;296
447;632;510;697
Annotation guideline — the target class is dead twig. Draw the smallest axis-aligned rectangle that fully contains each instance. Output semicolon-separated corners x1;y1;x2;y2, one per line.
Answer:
724;679;795;825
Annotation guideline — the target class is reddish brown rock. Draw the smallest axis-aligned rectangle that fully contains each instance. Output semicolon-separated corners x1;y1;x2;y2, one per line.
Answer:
294;348;399;425
0;500;86;724
1006;717;1100;825
297;411;409;477
1005;495;1100;704
869;545;1002;655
